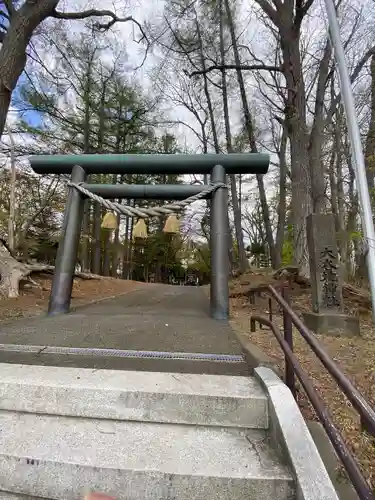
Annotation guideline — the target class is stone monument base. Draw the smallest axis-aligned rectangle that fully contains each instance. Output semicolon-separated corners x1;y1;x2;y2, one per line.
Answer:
303;311;360;337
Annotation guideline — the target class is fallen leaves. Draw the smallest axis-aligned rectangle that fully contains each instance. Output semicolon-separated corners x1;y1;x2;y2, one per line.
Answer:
0;274;144;322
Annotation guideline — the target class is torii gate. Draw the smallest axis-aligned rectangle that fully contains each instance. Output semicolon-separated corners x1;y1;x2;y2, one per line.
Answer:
30;153;269;321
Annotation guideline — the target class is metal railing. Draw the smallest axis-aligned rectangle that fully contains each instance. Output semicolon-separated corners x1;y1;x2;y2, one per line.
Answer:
249;285;375;500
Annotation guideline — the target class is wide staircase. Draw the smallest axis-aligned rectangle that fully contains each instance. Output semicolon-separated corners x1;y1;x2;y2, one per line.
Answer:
0;362;337;500
0;285;343;499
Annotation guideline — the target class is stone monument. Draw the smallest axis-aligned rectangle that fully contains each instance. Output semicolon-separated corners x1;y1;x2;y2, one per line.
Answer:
303;213;360;337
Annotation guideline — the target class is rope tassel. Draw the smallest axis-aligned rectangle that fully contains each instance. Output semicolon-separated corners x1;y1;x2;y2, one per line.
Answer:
101;211;118;230
133;219;148;239
163;215;180;234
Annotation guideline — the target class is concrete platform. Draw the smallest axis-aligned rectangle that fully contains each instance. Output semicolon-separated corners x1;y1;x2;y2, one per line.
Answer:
0;364;268;428
0;285;249;375
0;411;294;500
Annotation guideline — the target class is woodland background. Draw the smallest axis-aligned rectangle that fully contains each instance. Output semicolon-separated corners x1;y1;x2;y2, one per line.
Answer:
0;0;374;291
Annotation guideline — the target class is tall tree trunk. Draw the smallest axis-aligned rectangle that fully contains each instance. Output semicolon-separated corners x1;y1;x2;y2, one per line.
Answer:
91;80;107;274
102;230;111;276
195;19;220;154
196;16;235;270
111;175;121;278
346;151;359;279
329;129;348;279
111;120;125;278
254;0;314;277
308;37;332;212
274;126;288;268
81;57;95;273
365;53;375;192
336;135;347;267
279;24;312;277
224;0;275;268
219;0;248;274
7;128;16;253
92;195;102;274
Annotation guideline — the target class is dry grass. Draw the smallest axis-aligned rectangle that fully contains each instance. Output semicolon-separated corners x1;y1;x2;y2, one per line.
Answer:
230;272;375;490
0;274;145;322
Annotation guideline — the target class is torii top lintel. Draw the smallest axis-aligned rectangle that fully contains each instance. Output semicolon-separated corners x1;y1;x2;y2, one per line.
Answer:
29;153;269;175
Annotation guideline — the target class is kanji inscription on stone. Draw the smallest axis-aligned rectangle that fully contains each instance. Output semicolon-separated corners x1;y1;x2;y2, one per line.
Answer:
319;247;341;308
306;213;343;313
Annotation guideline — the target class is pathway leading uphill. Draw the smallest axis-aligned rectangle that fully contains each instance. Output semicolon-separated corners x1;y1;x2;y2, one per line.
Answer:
0;284;249;375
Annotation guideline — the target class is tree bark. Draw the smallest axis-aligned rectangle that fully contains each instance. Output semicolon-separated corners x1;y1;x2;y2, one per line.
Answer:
102;230;111;276
274;126;288;269
365;53;375;192
308;37;332;212
92;79;108;274
254;0;314;277
7;128;17;253
81;50;96;273
0;241;30;298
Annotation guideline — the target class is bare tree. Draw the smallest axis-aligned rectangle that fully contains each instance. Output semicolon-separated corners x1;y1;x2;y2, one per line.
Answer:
6;126;16;253
219;0;248;273
224;0;276;267
365;53;375;190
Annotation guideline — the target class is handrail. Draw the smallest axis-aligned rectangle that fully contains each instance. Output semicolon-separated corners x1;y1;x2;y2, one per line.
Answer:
267;285;375;436
249;283;375;500
251;314;374;500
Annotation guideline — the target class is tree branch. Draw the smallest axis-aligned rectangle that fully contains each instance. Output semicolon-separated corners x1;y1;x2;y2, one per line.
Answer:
254;0;280;26
294;0;314;28
51;9;148;46
52;8;129;24
187;63;282;77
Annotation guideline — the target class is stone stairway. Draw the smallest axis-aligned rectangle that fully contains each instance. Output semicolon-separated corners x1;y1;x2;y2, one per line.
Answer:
0;363;338;500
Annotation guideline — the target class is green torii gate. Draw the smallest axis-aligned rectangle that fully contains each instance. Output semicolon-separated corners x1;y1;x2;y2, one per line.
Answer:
30;153;269;320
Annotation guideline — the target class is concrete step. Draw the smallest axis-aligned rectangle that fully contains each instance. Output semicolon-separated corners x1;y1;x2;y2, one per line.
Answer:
0;364;267;428
0;411;294;500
